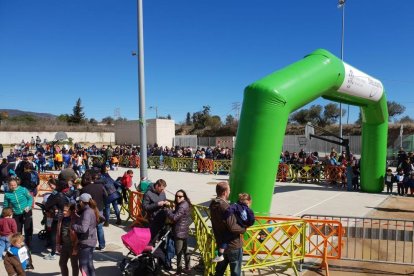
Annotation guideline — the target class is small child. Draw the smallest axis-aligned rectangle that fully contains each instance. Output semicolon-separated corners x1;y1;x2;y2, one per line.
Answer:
396;169;405;196
4;233;28;276
384;169;395;194
213;193;255;263
0;208;17;260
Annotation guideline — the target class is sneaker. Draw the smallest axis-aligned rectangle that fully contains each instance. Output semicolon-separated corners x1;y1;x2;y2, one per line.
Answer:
103;222;109;227
116;218;122;225
44;253;56;260
95;246;106;251
212;255;224;263
26;263;35;270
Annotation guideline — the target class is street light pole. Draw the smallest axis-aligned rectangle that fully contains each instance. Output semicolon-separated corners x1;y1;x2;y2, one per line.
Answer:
338;0;346;152
150;106;158;119
137;0;148;179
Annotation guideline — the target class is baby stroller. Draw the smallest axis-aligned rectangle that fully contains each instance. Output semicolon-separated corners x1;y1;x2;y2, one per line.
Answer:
35;202;53;241
119;227;170;276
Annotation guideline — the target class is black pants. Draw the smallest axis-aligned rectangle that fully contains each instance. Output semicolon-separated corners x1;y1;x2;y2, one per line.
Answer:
13;211;33;247
175;238;190;270
59;246;79;276
397;183;404;196
48;220;58;255
386;183;393;193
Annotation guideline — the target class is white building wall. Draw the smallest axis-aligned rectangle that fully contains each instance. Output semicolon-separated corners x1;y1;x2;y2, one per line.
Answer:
115;119;175;147
0;131;115;145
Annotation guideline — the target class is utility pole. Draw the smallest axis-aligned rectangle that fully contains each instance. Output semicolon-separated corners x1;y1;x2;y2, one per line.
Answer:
232;102;241;120
338;0;346;152
136;0;148;179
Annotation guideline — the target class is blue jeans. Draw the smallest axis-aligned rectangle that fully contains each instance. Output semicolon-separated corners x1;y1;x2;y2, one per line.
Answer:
97;211;105;249
79;246;95;276
0;236;10;260
214;248;243;276
104;193;121;222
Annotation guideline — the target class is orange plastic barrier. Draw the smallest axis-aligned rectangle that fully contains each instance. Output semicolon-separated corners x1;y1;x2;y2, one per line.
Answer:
197;159;214;173
34;173;58;204
128;191;147;227
128;156;140;168
324;165;346;187
277;163;290;182
255;216;343;276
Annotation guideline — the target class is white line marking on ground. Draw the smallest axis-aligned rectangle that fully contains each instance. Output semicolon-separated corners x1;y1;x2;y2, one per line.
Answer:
293;192;344;217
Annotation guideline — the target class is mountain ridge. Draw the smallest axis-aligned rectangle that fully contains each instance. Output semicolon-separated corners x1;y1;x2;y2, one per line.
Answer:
0;109;56;118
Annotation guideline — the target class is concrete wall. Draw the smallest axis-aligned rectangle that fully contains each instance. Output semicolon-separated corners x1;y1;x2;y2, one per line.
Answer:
115;119;175;147
0;131;115;145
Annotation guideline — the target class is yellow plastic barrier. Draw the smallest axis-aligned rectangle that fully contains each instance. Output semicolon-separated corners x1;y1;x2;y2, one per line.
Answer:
192;205;307;276
213;160;232;175
256;216;343;276
243;220;306;275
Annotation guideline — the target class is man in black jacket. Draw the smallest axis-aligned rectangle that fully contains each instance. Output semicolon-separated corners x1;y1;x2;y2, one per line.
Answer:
142;179;169;243
80;170;107;250
210;182;246;276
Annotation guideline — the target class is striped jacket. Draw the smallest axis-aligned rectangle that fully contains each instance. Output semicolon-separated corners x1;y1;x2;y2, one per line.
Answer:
3;186;33;215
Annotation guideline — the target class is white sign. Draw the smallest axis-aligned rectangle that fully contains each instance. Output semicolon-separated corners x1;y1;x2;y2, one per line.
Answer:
338;62;384;102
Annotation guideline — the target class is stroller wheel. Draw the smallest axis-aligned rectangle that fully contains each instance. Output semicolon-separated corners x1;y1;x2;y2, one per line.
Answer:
38;230;47;240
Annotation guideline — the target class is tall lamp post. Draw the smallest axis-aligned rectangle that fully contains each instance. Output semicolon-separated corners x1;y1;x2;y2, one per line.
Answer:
137;0;148;179
338;0;346;152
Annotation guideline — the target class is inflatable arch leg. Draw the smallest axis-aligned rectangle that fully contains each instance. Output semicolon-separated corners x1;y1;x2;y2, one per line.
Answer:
230;49;388;215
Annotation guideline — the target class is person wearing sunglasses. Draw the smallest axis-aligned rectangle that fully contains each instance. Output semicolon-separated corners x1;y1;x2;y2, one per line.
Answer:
166;190;192;275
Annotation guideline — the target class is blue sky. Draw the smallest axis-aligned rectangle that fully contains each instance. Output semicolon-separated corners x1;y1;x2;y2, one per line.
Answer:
1;0;413;124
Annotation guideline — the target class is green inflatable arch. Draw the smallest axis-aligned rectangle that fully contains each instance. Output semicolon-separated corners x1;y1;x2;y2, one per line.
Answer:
230;49;388;215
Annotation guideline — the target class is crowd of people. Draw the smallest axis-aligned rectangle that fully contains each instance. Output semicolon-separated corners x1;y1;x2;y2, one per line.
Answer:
1;137;412;276
385;147;414;196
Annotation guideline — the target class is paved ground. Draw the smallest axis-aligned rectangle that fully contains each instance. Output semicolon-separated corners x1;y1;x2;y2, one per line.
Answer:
0;166;408;275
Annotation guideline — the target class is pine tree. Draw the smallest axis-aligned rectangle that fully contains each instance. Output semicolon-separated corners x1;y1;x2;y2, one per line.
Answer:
185;112;192;125
68;98;85;124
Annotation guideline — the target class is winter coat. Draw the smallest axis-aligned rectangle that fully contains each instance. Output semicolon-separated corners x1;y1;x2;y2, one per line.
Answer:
121;173;133;189
4;251;26;276
209;197;246;250
45;191;68;221
142;184;167;224
56;215;78;255
81;182;107;211
3;186;33;215
72;205;97;248
167;200;191;239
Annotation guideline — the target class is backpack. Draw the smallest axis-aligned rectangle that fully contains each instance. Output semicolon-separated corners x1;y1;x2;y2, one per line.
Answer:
30;171;39;189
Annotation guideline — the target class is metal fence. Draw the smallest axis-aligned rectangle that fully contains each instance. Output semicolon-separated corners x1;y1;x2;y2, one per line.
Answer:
173;135;362;155
283;135;362;155
302;214;414;265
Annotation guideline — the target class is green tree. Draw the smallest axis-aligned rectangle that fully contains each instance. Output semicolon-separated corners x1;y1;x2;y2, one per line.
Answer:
89;118;98;125
185;112;192;125
57;114;70;122
387;101;405;121
290;103;345;126
192;105;212;130
101;116;114;125
399;115;414;124
206;115;222;129
225;114;235;126
68;98;85;124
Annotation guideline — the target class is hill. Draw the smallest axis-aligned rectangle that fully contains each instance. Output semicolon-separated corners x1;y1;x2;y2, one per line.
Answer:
0;109;56;119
